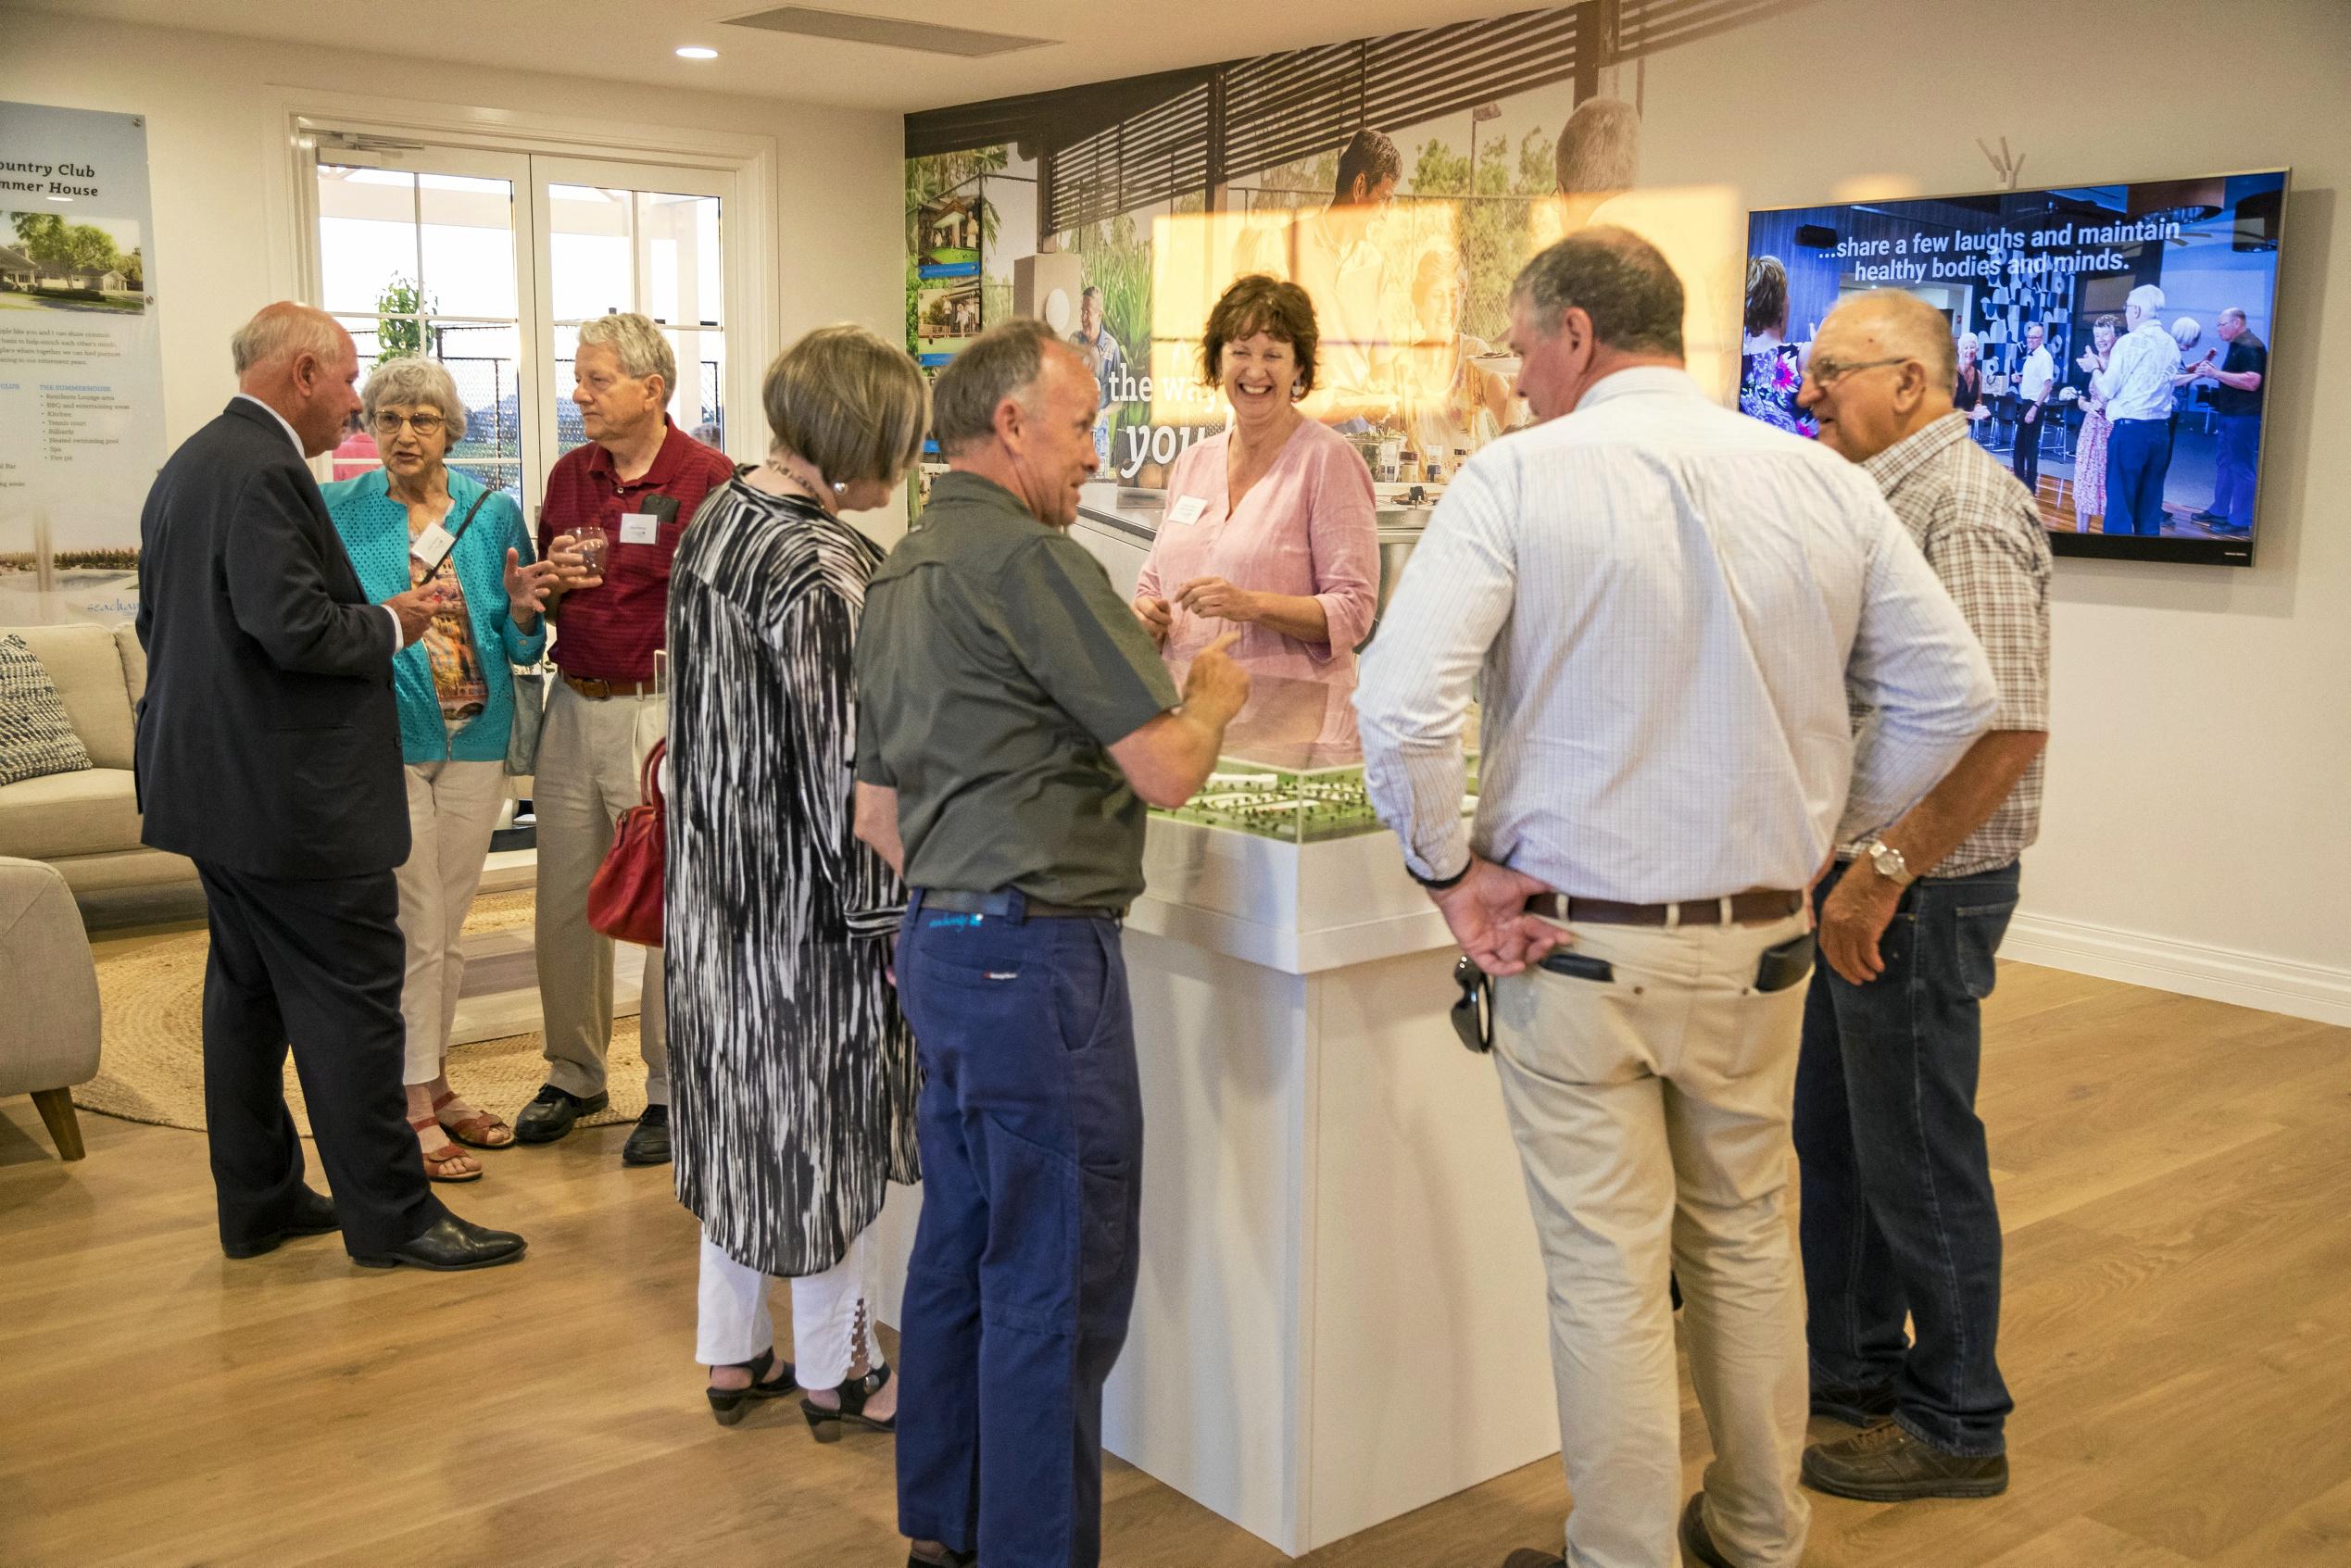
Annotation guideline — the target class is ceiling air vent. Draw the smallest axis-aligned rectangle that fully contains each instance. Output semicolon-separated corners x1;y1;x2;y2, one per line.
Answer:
723;6;1054;57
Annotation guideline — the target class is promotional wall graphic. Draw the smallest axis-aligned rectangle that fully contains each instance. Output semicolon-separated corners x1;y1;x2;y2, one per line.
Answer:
0;100;163;625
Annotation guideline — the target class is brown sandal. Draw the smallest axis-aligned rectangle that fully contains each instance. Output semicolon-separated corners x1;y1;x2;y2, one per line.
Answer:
410;1116;484;1183
433;1091;514;1150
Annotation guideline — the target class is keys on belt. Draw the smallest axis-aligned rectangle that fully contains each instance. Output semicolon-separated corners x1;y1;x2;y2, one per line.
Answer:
1525;890;1804;927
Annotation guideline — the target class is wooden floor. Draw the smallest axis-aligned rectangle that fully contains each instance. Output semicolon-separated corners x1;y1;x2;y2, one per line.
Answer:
5;950;2350;1567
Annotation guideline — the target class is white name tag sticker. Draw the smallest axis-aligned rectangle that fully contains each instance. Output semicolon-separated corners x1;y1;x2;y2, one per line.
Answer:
409;523;457;571
1167;495;1208;526
619;512;661;546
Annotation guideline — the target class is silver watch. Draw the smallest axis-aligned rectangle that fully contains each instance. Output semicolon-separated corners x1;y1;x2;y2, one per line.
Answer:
1866;839;1916;887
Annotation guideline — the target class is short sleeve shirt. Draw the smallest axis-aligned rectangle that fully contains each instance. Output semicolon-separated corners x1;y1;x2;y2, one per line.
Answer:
2212;332;2267;417
537;418;733;683
854;471;1180;909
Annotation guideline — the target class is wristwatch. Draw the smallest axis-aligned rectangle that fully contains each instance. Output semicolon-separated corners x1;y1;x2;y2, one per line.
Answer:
1865;839;1917;888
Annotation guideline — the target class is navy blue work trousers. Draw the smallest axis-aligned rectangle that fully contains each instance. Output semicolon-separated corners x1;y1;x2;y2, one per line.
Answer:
894;891;1144;1568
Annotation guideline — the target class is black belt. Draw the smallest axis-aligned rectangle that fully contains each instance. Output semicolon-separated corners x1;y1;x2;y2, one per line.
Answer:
916;889;1124;922
1526;890;1803;927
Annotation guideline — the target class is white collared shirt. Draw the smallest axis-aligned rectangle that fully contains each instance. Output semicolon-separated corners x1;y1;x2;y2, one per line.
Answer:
2017;344;2055;405
1354;367;1996;902
236;394;403;656
2091;320;2180;422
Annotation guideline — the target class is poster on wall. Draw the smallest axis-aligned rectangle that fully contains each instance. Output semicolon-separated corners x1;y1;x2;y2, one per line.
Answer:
0;100;162;627
904;6;1762;497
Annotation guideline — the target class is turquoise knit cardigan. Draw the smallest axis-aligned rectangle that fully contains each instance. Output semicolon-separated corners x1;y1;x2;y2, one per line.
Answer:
322;468;547;765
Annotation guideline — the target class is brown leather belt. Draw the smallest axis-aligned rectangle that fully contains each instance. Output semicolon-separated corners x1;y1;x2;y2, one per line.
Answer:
1527;890;1804;927
562;673;660;700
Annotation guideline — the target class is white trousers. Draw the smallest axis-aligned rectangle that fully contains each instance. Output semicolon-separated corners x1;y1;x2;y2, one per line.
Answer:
696;1225;882;1392
1493;912;1814;1568
532;680;668;1103
393;758;509;1086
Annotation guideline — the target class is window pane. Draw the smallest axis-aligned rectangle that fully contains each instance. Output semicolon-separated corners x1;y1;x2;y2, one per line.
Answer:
447;459;522;507
640;191;723;327
548;184;633;321
418;173;518;320
317;165;420;315
666;327;726;452
431;320;523;461
552;324;588;459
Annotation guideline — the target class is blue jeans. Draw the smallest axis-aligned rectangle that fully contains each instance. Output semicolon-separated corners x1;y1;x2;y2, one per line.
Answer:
893;891;1144;1568
2212;412;2261;530
2105;417;2171;536
1793;861;2019;1458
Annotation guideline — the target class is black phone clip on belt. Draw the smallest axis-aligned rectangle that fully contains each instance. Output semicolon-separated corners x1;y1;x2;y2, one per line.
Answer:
1451;955;1493;1055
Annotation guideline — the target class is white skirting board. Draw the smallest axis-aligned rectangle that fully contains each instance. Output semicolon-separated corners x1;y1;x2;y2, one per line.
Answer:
2001;911;2351;1028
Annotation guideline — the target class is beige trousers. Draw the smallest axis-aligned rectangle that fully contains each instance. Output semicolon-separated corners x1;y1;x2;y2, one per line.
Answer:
1492;911;1813;1568
532;680;668;1104
394;758;508;1086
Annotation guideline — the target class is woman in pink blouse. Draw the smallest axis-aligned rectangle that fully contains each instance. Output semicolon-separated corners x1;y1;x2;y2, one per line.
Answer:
1132;276;1379;708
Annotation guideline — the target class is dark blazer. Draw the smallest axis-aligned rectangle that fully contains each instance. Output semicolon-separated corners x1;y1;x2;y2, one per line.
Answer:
135;398;409;879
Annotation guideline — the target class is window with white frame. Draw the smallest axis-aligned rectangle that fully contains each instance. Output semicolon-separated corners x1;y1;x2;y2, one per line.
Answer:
308;138;735;508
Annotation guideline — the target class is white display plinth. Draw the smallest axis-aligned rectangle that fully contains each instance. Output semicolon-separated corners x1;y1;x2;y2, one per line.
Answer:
874;815;1559;1556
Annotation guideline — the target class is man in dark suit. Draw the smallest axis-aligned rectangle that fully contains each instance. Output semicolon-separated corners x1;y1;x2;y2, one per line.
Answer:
136;302;526;1271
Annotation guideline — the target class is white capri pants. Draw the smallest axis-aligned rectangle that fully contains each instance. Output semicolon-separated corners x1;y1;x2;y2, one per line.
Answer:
697;1223;883;1392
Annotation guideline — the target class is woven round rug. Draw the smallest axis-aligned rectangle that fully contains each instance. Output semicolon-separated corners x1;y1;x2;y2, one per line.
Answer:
74;890;647;1135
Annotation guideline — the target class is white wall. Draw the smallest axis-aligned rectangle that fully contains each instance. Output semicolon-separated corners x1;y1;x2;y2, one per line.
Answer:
0;11;906;530
1634;0;2351;1018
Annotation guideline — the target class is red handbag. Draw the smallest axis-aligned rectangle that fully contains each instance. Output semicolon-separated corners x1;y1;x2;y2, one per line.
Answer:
587;739;666;947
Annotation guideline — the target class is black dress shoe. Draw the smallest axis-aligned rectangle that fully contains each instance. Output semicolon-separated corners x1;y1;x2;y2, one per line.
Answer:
222;1186;340;1259
1679;1493;1737;1568
1499;1551;1565;1568
513;1084;608;1145
622;1103;671;1166
351;1212;527;1272
906;1546;975;1568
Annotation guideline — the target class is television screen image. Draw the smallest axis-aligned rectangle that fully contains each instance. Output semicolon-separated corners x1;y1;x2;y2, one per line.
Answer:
1744;170;2286;565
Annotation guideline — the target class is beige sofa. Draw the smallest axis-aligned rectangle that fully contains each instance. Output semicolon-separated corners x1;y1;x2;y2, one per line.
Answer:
0;855;103;1160
0;622;196;893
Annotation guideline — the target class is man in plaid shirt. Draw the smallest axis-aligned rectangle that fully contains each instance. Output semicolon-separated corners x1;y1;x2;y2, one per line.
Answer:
1790;289;2053;1505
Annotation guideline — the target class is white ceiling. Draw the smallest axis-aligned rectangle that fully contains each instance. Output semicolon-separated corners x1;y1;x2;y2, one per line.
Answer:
19;0;1537;115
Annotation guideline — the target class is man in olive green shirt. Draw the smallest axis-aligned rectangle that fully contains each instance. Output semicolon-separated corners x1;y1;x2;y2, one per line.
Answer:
854;320;1247;1568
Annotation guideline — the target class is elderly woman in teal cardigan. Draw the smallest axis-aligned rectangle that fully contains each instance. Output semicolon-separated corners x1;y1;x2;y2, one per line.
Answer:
325;356;557;1184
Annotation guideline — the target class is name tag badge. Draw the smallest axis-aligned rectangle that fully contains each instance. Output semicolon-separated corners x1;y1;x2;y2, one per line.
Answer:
1167;495;1208;526
409;523;458;571
619;511;662;546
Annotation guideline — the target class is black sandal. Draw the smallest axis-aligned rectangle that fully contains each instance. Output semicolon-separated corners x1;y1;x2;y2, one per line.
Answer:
802;1361;895;1440
706;1347;798;1425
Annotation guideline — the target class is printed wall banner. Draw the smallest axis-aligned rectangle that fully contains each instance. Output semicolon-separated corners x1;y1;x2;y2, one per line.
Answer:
901;5;1795;497
0;100;163;626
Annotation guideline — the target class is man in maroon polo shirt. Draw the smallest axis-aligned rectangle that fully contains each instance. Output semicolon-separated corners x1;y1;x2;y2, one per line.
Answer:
519;311;732;1163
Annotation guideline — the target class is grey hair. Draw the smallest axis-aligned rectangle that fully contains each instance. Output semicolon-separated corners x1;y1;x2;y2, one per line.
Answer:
2127;282;2166;315
931;318;1070;457
231;302;345;376
361;355;469;444
2170;317;2202;349
1554;96;1641;195
1510;226;1684;358
2219;305;2247;326
577;312;675;394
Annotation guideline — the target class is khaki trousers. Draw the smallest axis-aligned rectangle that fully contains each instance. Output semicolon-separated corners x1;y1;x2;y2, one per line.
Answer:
1493;911;1813;1568
393;758;509;1085
532;680;668;1104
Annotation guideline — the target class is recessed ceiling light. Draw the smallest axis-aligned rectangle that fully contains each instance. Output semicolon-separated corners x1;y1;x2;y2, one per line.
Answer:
676;45;718;59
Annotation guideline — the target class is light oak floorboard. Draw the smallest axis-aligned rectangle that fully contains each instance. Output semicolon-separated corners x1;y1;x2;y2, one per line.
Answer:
3;953;2346;1566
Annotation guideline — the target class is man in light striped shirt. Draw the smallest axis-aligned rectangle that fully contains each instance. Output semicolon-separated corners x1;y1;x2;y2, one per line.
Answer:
2089;283;2179;535
1356;230;1995;1568
1792;289;2052;1508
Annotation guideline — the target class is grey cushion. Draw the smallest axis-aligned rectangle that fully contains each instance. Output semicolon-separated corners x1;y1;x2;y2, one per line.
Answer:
9;622;136;770
0;633;94;786
0;767;143;859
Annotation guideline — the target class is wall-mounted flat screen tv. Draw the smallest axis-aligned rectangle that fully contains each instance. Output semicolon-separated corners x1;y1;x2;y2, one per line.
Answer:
1742;170;2287;566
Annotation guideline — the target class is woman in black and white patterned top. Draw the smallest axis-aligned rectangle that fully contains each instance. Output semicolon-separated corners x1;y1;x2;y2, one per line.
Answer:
666;325;927;1435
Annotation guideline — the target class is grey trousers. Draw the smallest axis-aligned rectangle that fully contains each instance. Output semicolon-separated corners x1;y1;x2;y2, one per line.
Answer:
532;679;668;1104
